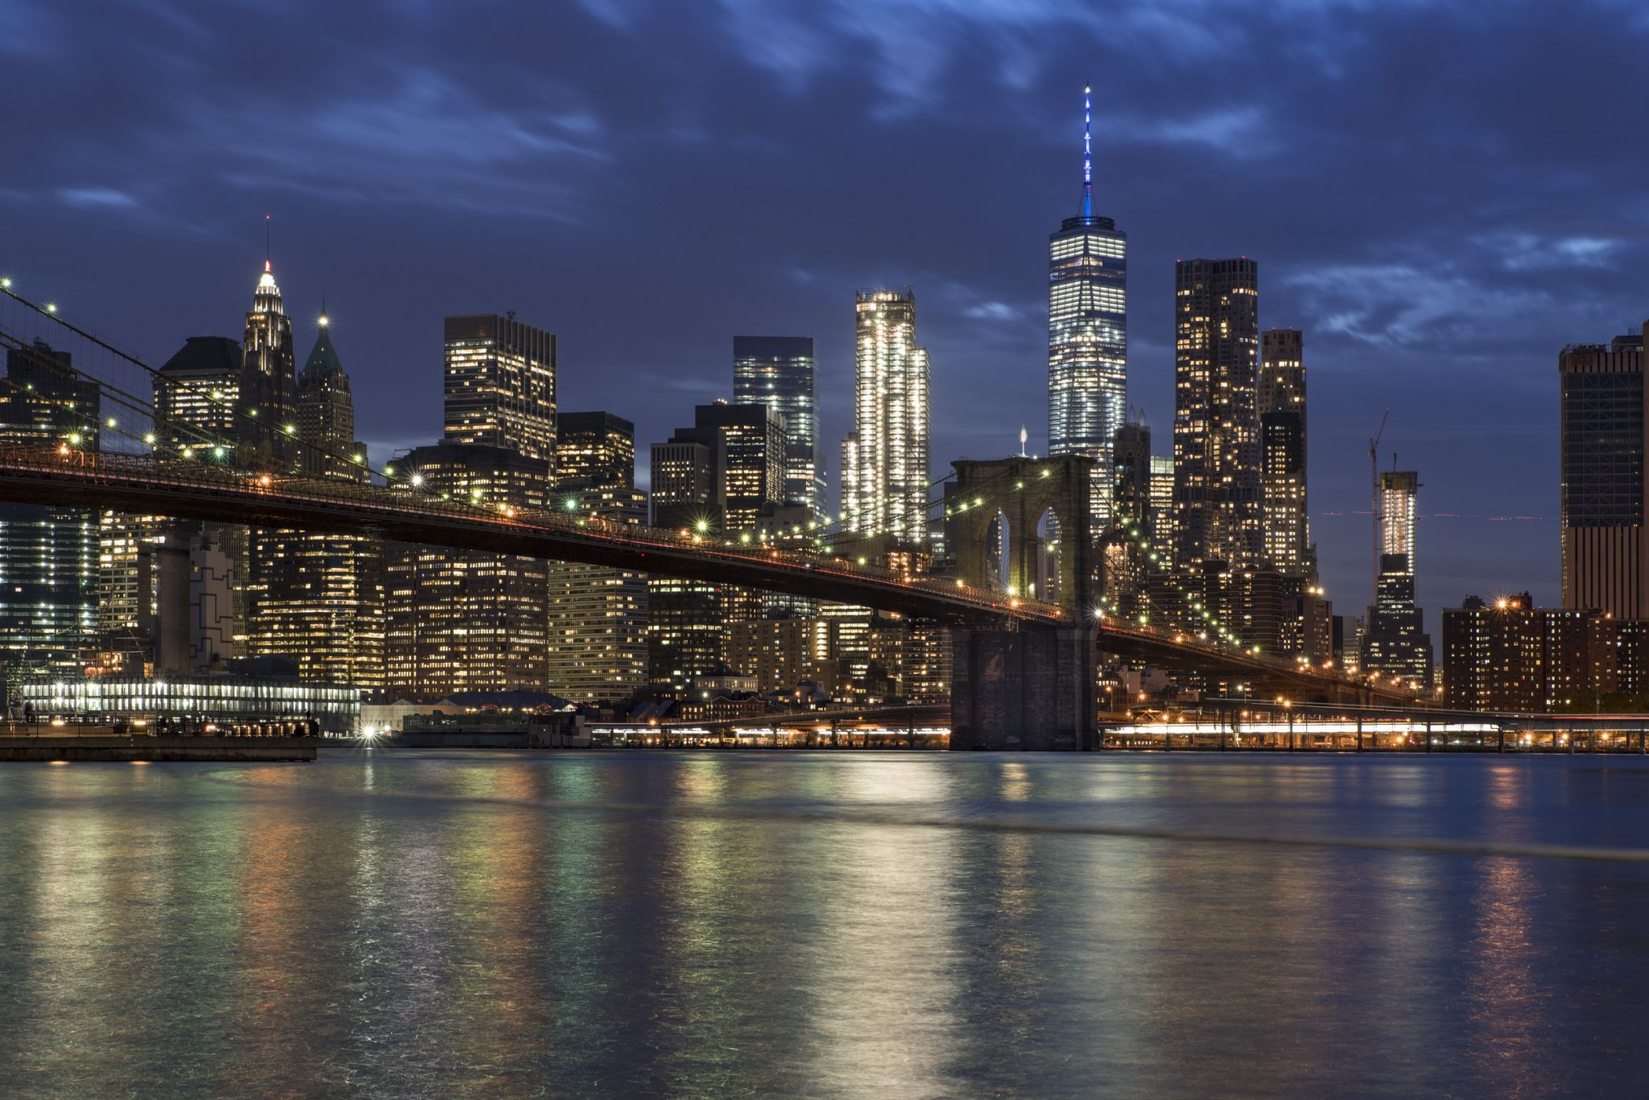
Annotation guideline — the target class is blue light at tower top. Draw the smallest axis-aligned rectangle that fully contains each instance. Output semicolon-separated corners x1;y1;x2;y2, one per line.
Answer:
1081;84;1094;220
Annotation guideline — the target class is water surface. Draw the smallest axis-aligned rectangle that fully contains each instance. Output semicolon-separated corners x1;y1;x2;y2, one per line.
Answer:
1;751;1647;1097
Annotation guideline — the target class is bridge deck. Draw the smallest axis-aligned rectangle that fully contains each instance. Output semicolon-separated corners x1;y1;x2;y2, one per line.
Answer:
0;444;1412;700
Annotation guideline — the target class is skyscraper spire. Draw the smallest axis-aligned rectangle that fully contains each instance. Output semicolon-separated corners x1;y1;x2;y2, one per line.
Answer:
1081;84;1094;220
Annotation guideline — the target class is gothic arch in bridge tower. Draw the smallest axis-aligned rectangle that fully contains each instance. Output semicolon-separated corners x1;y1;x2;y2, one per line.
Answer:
948;454;1095;613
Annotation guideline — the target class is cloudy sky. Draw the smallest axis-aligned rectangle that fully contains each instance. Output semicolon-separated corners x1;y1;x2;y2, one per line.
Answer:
4;0;1647;622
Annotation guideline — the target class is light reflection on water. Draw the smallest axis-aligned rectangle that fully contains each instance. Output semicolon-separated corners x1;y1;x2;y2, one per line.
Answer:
0;753;1647;1097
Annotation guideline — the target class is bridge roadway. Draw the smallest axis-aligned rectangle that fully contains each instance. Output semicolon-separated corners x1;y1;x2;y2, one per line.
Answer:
0;444;1410;701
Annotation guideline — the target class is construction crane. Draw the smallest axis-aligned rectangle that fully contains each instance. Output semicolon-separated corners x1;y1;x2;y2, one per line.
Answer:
1369;409;1390;602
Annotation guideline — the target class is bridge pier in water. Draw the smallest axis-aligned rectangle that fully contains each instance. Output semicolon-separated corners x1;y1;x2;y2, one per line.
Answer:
950;624;1098;750
946;455;1098;750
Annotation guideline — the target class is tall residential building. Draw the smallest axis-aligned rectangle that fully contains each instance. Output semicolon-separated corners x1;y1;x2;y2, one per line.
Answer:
1361;469;1433;688
1172;258;1262;570
0;340;101;677
384;442;549;697
236;260;297;468
1048;85;1127;531
247;315;384;687
555;411;635;491
1259;328;1314;580
1560;324;1649;619
842;289;931;545
443;313;557;471
734;336;821;519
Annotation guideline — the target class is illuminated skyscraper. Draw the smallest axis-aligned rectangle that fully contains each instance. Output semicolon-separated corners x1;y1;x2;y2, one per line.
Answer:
548;413;647;702
842;289;930;545
1259;328;1314;580
248;314;384;687
0;340;101;677
734;336;821;519
555;411;635;491
1560;324;1649;619
1361;469;1432;688
547;484;649;702
1048;86;1127;530
443;313;557;471
645;404;786;690
236;259;297;467
384;442;549;697
1172;258;1262;570
154;337;240;452
1148;455;1175;564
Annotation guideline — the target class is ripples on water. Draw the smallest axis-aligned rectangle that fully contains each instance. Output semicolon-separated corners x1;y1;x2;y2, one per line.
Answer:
1;752;1648;1098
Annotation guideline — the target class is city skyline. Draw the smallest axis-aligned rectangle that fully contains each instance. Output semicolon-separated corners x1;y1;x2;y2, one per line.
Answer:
2;2;1645;628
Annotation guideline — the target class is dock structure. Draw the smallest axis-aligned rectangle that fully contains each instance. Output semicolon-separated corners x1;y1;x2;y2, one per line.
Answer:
0;724;317;762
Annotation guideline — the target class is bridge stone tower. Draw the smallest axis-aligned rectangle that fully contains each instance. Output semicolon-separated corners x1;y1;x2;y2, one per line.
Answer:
948;455;1098;750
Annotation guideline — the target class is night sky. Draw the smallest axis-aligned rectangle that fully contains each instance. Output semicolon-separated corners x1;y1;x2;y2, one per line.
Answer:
4;0;1647;624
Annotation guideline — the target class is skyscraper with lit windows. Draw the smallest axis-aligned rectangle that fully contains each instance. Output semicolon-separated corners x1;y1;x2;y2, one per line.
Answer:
548;412;647;702
0;340;101;677
734;336;821;519
842;289;930;545
443;313;556;474
1048;86;1127;531
1259;328;1314;580
236;259;297;468
248;313;384;687
1172;258;1262;571
1361;469;1432;688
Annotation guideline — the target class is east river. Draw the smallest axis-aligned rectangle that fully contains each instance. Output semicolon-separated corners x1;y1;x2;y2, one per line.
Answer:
2;751;1648;1097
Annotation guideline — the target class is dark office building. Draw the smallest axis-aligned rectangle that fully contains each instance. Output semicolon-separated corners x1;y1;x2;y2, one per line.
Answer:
1560;323;1649;620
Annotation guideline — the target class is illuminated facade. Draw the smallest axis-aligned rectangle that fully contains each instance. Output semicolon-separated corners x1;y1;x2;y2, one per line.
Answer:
1172;258;1262;570
1361;469;1432;688
443;313;557;470
96;511;160;638
725;617;834;695
734;336;821;519
154;336;240;452
1148;455;1175;565
1442;594;1615;712
1560;325;1649;619
696;402;786;531
555;411;634;490
842;289;930;545
1048;86;1127;531
236;260;297;468
21;675;360;733
0;340;101;677
644;404;786;690
547;485;649;703
247;316;384;688
1259;328;1314;580
384;442;549;698
649;438;714;530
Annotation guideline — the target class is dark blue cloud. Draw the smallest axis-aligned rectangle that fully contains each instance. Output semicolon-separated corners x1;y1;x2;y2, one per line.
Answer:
4;0;1648;625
